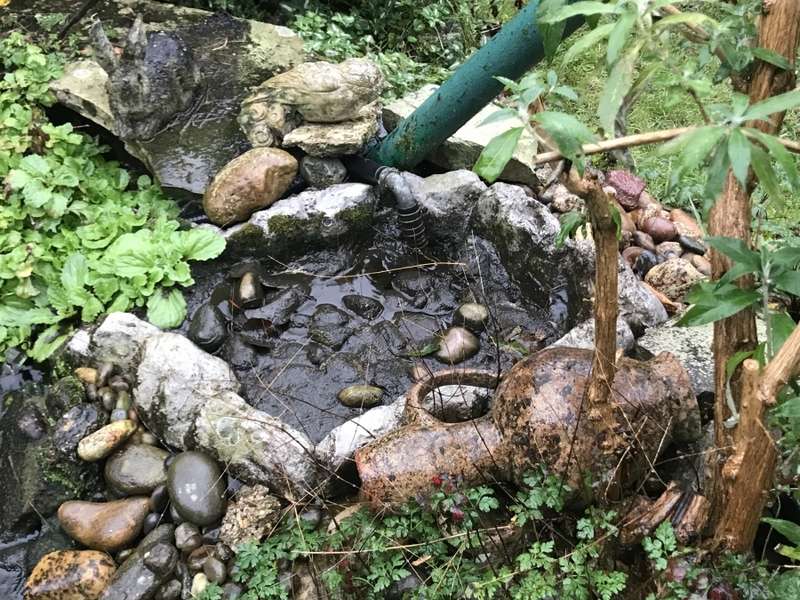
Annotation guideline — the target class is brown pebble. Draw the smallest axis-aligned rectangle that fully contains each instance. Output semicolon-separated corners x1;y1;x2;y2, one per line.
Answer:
641;282;680;313
637;191;661;211
669;208;704;237
691;254;712;274
24;551;116;600
58;497;150;553
622;246;643;268
75;367;97;386
633;231;656;252
640;216;677;244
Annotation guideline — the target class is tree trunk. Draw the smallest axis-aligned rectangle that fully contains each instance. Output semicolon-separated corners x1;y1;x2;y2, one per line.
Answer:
706;0;800;552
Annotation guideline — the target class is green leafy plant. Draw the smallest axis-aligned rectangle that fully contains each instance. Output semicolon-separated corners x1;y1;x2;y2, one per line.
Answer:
0;33;226;361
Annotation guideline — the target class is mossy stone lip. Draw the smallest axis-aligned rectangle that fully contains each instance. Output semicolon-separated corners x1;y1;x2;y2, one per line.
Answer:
166;451;227;527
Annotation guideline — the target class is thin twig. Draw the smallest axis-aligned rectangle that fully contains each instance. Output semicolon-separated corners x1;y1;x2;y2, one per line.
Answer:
532;127;800;164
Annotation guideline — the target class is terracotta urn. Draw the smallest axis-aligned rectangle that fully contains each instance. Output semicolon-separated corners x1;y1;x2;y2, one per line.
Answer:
354;346;700;511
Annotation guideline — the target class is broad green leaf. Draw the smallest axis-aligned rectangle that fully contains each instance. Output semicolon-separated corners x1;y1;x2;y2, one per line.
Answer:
176;229;226;262
727;129;750;189
19;153;50;177
773;271;800;296
115;252;155;277
478;107;519;128
539;1;618;23
539;0;567;62
473;127;524;184
771;245;800;269
80;295;105;322
744;90;800;122
749;145;784;204
606;11;635;67
520;84;547;111
6;168;31;189
146;287;187;329
725;350;755;381
776;545;800;561
763;518;800;546
52;166;79;187
771;311;796;355
29;323;69;362
562;23;615;66
401;341;439;357
22;179;52;208
532;111;595;176
775;396;800;418
676;286;760;327
556;211;587;248
60;253;88;292
705;237;761;270
751;47;793;71
598;50;636;136
106;294;131;314
745;129;800;192
653;12;717;29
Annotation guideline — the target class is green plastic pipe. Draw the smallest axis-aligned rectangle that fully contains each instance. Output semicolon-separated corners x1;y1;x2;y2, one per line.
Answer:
368;1;584;170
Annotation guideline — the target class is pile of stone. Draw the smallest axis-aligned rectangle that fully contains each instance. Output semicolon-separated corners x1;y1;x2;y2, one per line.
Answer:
537;169;710;313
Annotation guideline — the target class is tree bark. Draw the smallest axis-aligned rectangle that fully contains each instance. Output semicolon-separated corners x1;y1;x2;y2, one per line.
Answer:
706;0;800;551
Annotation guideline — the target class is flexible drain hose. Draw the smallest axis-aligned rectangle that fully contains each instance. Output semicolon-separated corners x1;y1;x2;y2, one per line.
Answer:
341;154;428;249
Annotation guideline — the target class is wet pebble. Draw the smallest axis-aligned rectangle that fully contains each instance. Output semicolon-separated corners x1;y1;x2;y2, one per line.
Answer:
435;327;480;365
144;512;164;535
110;408;129;422
78;419;138;461
215;543;234;563
188;302;228;352
109;375;129;392
691;254;712;276
235;272;264;309
677;234;707;255
299;155;347;188
96;363;115;389
633;250;659;278
52;404;107;459
191;573;209;596
670;208;704;238
204;556;227;584
150;484;170;513
203;527;221;546
105;443;170;495
155;579;182;600
221;582;245;600
219;334;259;369
342;294;383;320
656;241;682;260
175;523;203;554
246;286;305;327
24;550;116;600
338;385;383;408
622;246;643;268
167;451;227;527
58;497;150;552
187;545;214;571
452;302;490;333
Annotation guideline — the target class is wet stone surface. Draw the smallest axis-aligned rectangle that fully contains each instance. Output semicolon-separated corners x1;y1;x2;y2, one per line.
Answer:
181;235;558;443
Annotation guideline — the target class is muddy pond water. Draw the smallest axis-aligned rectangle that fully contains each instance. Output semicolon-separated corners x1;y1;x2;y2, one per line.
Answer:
181;232;561;443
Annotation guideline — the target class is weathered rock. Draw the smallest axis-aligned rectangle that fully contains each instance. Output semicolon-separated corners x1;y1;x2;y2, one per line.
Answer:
338;385;383;408
156;580;182;600
51;404;108;463
221;183;375;260
89;16;202;141
299;156;347;188
45;377;85;418
166;452;227;527
645;259;704;302
174;523;203;555
282;102;380;156
401;170;487;247
246;286;305;328
58;497;150;553
384;85;540;186
552;317;635;353
435;327;480;365
24;550;116;600
605;170;647;210
203;147;298;226
549;185;584;213
677;234;707;256
656;241;682;259
421;385;493;422
234;272;264;309
77;420;138;462
641;281;680;313
219;485;282;549
104;444;170;496
633;250;659;278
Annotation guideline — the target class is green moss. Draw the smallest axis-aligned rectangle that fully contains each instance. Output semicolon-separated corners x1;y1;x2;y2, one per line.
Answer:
338;204;374;231
267;213;324;240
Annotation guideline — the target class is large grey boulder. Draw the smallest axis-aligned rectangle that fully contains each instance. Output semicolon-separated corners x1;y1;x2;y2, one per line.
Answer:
402;170;488;247
471;183;668;334
219;183;376;259
552;317;635;353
